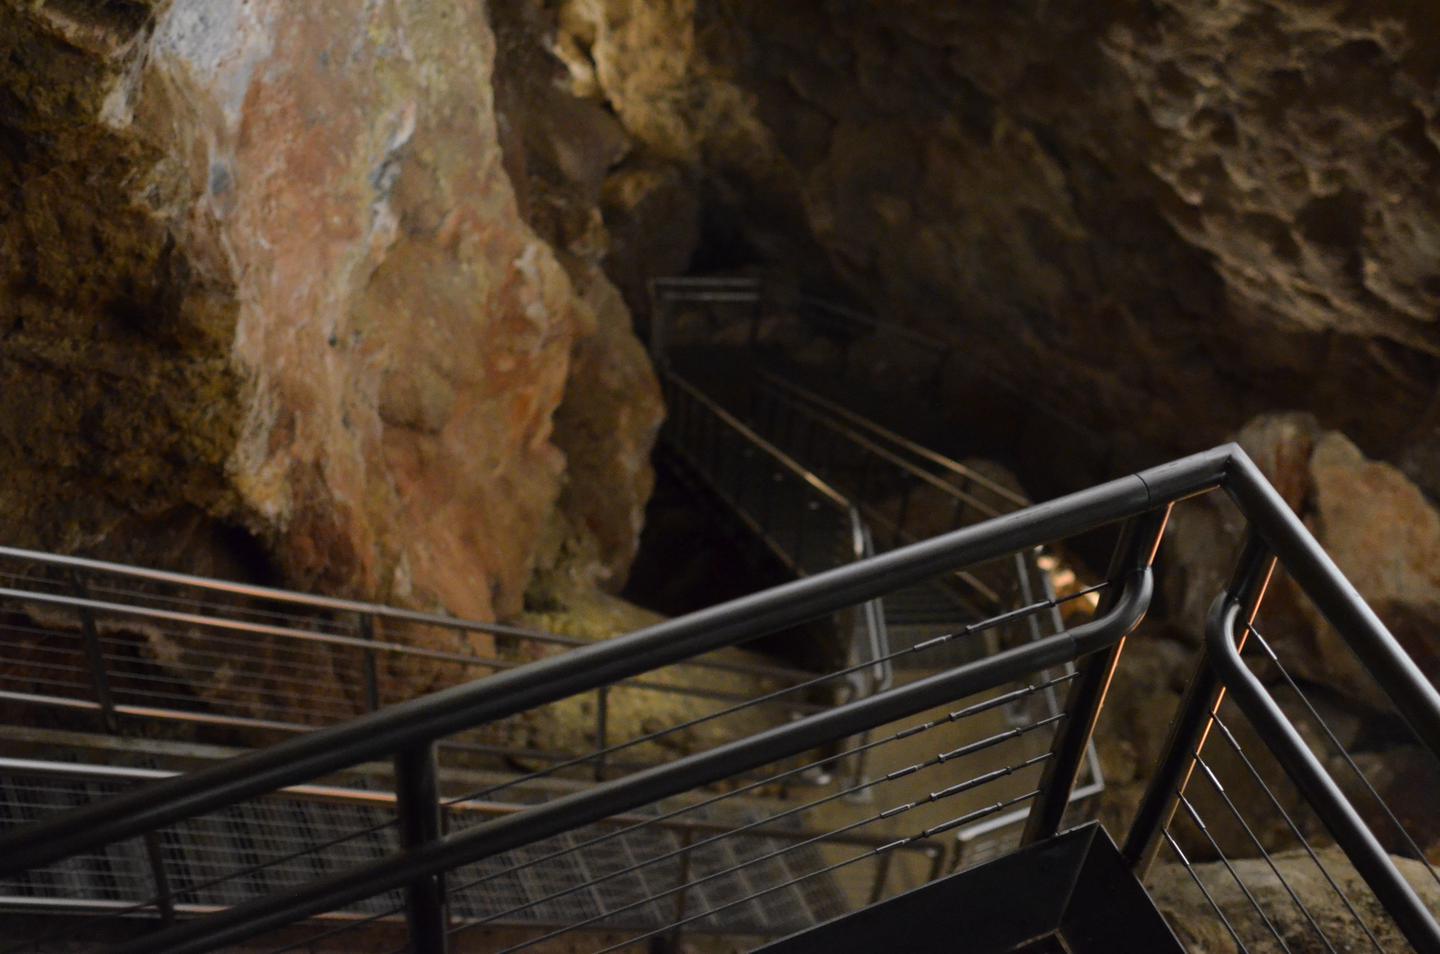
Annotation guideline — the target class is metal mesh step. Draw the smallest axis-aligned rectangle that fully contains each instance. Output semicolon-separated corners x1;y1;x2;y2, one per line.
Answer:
0;767;846;937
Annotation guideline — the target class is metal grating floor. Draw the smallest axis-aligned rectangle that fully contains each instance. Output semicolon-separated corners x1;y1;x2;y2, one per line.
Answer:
0;770;846;937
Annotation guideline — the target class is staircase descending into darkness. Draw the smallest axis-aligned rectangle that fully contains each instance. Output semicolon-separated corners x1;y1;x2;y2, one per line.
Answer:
0;277;1437;953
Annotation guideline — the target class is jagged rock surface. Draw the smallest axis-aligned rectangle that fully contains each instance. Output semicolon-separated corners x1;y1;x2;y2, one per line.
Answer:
554;0;1440;489
1148;847;1440;952
0;0;663;629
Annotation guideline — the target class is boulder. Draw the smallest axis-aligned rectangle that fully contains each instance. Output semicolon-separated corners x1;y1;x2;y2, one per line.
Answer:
0;0;666;718
1149;846;1440;953
0;0;665;619
1160;413;1440;712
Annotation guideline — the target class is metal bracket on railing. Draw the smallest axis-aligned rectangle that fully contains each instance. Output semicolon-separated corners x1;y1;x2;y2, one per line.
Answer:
358;612;381;713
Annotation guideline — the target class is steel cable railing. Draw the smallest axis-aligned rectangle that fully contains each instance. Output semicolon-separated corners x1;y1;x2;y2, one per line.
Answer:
44;529;1160;954
0;578;1101;952
658;369;893;743
1126;534;1440;953
650;279;1105;860
1246;624;1440;896
3;444;1439;953
0;549;818;784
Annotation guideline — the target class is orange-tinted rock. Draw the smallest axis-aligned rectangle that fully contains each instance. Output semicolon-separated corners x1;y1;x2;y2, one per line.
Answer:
0;1;663;633
1160;413;1440;710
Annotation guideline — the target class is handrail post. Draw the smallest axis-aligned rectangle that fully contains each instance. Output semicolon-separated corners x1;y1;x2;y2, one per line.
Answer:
1208;595;1440;952
652;828;696;953
1021;505;1170;845
394;744;447;954
1120;533;1274;875
70;571;119;734
143;831;176;924
593;686;610;781
358;613;381;713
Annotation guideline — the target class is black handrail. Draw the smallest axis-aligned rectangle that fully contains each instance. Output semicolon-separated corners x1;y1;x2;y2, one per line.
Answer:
109;570;1157;954
1207;595;1440;953
0;446;1230;877
6;442;1440;953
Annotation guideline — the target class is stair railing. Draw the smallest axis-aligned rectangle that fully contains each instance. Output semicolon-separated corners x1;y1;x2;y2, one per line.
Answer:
2;445;1438;954
659;369;893;784
0;546;811;777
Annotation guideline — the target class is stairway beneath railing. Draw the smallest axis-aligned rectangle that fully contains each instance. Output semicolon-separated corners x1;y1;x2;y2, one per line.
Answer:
1;282;1438;954
651;278;1104;854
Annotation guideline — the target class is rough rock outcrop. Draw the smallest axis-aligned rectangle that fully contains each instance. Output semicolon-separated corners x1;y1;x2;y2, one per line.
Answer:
0;0;664;630
1095;412;1440;862
1149;847;1440;952
1160;412;1440;708
551;0;1440;491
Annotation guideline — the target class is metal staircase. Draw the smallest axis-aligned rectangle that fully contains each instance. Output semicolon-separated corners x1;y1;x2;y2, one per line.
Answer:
651;279;1102;842
0;281;1436;953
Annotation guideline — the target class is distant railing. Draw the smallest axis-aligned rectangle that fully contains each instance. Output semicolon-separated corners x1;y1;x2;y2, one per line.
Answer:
660;371;892;699
647;276;1104;453
0;545;814;778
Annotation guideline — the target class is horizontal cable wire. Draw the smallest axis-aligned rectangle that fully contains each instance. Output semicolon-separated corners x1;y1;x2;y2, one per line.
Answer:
1190;753;1336;953
2;575;1091;950
3;669;1073;954
440;720;1058;945
585;791;1043;954
432;587;1101;812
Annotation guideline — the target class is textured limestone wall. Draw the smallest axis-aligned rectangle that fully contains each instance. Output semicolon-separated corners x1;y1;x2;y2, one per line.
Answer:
0;0;664;627
553;0;1440;488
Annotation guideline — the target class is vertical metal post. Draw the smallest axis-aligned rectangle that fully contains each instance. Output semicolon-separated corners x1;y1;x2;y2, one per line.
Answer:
950;485;968;529
868;849;894;905
143;831;176;924
1120;534;1275;875
669;829;696;951
394;744;447;954
927;844;947;883
593;686;610;782
1021;506;1170;846
358;613;381;713
70;572;119;734
893;484;913;549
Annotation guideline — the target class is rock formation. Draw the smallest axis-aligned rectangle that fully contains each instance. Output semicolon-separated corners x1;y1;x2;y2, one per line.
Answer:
550;0;1440;492
1149;847;1440;952
0;0;664;632
1160;412;1440;707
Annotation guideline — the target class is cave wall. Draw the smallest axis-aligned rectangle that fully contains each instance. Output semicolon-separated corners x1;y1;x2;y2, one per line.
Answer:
0;0;664;623
6;0;1438;625
553;0;1440;491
